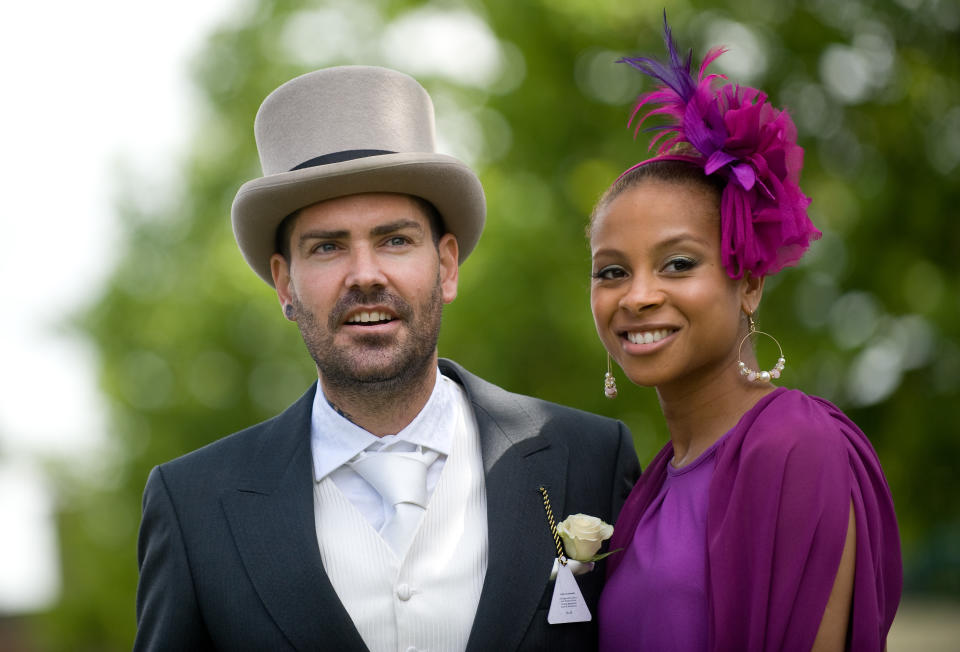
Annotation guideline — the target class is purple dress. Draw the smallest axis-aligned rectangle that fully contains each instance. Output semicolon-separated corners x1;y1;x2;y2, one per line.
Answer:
599;429;727;651
599;388;901;652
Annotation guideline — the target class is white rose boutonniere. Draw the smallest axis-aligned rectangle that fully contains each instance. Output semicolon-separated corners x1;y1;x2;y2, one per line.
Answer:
556;513;616;562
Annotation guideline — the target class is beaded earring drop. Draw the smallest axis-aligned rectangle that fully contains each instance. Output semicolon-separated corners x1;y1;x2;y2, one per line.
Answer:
737;314;785;383
604;355;618;398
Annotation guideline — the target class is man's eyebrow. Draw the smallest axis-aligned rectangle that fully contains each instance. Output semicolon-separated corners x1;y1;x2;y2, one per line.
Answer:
370;220;424;237
296;220;424;246
298;229;349;244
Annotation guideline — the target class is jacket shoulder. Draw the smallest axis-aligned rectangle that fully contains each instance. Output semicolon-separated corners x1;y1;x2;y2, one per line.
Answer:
439;358;628;440
154;383;316;489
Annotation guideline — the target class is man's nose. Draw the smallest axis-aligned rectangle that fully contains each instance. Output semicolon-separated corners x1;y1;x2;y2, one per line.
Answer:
343;244;389;290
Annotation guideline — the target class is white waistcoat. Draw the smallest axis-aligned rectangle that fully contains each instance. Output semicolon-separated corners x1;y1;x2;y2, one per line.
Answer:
313;390;489;652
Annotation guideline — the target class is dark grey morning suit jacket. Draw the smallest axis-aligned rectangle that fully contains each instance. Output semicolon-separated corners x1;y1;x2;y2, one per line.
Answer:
134;359;640;651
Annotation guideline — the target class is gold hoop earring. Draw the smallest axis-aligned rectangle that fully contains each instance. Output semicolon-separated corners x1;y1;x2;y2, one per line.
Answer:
604;354;618;399
737;314;785;383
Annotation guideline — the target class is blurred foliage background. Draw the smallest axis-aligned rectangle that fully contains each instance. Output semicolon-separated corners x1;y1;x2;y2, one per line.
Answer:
20;0;960;649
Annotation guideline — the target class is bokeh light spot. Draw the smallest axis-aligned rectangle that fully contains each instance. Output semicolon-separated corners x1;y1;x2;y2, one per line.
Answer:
118;350;174;410
575;48;641;105
829;291;881;349
187;350;242;408
382;7;504;88
820;44;873;104
902;259;946;315
703;18;768;84
847;341;903;406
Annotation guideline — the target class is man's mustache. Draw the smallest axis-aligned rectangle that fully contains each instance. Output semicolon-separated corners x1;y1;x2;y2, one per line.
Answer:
328;289;413;330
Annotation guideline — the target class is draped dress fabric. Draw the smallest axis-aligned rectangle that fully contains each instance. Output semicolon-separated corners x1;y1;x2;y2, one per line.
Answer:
600;388;902;652
599;428;729;651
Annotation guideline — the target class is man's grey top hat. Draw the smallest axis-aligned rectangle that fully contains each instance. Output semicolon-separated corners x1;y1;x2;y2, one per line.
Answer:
232;65;486;286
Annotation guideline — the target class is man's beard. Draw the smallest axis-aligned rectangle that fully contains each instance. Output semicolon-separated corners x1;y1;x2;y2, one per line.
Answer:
290;277;443;400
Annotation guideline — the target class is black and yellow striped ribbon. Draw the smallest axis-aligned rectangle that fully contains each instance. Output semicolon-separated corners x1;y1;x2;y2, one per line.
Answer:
539;486;567;565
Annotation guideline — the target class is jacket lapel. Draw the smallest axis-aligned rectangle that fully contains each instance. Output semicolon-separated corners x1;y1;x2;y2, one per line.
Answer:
440;361;570;652
220;384;367;651
221;365;570;651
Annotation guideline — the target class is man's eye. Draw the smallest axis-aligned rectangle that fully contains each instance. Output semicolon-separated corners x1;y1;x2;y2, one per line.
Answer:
313;242;338;254
386;236;409;246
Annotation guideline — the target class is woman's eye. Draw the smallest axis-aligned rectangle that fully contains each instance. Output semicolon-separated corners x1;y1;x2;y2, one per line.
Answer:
664;257;697;272
592;265;627;280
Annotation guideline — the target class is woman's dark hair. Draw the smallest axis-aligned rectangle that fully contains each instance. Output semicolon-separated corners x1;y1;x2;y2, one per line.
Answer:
588;159;725;237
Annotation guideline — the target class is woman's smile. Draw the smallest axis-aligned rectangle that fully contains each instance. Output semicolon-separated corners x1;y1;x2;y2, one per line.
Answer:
619;326;680;354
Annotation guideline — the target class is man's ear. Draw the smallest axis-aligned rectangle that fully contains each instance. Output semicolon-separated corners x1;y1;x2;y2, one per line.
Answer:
438;233;459;304
740;272;765;316
271;253;296;320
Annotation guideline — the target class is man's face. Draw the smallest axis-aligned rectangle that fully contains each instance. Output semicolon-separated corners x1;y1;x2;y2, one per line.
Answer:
270;193;459;395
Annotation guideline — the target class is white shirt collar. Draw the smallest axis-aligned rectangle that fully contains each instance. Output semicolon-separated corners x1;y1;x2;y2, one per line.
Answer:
310;368;458;482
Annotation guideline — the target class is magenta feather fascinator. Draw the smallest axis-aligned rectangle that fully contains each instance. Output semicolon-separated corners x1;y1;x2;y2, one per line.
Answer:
617;14;820;278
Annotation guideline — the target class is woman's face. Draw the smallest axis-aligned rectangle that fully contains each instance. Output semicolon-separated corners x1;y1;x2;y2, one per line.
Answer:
590;179;761;391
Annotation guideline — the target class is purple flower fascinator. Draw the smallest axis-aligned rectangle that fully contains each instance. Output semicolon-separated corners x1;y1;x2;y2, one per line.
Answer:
617;13;821;278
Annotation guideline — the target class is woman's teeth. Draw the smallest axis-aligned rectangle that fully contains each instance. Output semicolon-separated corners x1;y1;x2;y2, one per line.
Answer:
626;329;672;344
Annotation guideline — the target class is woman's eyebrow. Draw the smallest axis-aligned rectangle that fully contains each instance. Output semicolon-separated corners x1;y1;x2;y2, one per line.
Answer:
654;233;711;249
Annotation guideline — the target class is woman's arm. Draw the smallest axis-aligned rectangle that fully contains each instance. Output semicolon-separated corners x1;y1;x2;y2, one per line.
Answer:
811;502;856;651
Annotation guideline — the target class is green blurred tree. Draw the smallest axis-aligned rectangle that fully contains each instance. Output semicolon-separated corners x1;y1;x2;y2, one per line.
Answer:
33;0;960;649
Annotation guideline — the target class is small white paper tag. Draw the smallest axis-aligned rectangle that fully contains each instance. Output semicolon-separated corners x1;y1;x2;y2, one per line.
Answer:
547;561;592;624
549;557;595;580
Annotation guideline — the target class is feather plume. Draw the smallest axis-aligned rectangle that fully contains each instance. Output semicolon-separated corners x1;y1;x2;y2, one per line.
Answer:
613;11;821;278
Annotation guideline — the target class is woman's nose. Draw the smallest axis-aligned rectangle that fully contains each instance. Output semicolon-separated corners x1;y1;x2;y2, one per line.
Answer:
619;273;664;313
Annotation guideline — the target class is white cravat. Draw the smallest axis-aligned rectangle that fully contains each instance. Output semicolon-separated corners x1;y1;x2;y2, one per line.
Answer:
310;370;455;532
349;445;440;557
